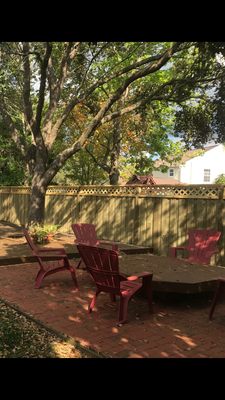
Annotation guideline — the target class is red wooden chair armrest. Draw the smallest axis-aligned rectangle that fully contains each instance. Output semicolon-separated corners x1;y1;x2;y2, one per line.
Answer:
171;246;187;251
169;246;187;257
119;272;152;282
38;247;66;254
38;253;68;259
119;273;128;281
127;272;153;281
211;248;219;255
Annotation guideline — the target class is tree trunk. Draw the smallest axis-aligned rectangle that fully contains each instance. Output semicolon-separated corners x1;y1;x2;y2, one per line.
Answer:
28;180;47;225
109;169;120;185
28;151;48;225
109;102;122;185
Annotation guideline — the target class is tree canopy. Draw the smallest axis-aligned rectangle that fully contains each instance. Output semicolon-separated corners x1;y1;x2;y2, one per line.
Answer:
0;41;224;222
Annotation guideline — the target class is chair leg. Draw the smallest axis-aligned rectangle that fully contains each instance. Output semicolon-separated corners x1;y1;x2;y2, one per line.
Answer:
142;276;153;314
169;248;176;257
118;295;130;324
35;269;46;289
109;293;116;302
69;267;79;289
76;259;82;269
89;289;101;313
209;280;225;320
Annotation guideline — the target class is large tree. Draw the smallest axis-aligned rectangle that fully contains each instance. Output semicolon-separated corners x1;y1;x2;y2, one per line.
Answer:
174;43;225;146
0;41;223;224
84;102;185;183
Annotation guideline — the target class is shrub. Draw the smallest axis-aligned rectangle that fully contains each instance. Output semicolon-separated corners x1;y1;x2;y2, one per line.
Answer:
28;223;60;244
214;174;225;184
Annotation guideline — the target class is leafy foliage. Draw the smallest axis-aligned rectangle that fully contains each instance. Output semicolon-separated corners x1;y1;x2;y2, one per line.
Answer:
28;223;59;243
214;174;225;184
174;101;215;148
1;42;225;220
53;150;107;185
0;126;25;185
174;43;225;147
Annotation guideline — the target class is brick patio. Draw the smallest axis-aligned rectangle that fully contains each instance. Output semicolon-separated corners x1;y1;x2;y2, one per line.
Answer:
1;261;225;358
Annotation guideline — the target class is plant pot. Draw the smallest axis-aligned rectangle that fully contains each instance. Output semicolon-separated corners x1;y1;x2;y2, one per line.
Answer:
46;234;55;242
31;234;50;244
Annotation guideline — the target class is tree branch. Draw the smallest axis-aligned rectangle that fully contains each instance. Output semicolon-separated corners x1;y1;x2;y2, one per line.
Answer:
0;99;28;158
46;54;57;108
43;43;80;147
77;42;185;100
44;43;183;152
42;42;182;184
85;147;110;172
100;72;225;125
78;42;110;93
22;42;35;131
35;42;52;135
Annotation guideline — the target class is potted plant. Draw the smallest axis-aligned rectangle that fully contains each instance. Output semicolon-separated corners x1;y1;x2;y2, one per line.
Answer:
28;223;60;244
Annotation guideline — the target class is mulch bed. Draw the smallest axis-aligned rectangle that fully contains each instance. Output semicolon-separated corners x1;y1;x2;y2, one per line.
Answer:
0;299;92;358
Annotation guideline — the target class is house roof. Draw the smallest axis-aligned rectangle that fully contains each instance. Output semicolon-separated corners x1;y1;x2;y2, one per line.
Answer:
126;175;182;185
154;144;219;168
153;177;183;185
126;175;156;185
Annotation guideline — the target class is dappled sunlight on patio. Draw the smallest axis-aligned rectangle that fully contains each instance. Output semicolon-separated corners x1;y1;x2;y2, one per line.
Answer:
75;337;92;347
1;261;225;357
43;290;57;298
174;334;197;348
68;315;82;323
161;352;169;357
120;337;129;343
112;327;119;333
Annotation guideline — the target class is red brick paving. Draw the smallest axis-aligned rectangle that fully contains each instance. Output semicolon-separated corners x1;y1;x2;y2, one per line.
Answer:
1;261;225;358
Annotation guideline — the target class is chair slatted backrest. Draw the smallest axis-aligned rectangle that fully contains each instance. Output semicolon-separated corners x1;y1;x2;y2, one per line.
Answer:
23;228;39;255
23;228;47;271
187;229;221;264
77;244;121;294
72;223;100;246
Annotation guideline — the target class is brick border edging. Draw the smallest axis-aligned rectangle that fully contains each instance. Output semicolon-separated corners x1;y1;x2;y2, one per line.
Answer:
0;253;80;266
0;297;109;359
0;248;153;267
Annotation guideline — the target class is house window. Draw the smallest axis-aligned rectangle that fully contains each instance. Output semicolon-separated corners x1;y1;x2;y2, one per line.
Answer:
204;169;210;182
169;169;174;177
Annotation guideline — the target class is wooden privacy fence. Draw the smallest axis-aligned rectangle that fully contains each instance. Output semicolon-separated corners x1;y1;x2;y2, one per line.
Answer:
0;184;225;265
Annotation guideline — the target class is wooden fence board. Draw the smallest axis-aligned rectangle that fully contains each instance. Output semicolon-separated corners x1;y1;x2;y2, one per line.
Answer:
1;185;225;265
160;198;171;255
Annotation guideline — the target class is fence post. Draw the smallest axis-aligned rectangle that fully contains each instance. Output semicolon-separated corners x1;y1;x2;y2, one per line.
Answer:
133;186;141;244
76;186;81;222
217;186;225;265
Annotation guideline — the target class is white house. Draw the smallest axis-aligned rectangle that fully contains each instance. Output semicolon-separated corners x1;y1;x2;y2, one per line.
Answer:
152;144;225;184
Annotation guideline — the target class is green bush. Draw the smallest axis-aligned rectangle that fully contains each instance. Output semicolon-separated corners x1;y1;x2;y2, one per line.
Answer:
29;223;60;244
214;174;225;184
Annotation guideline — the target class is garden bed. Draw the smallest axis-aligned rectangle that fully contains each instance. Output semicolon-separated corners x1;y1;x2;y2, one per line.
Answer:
0;299;95;358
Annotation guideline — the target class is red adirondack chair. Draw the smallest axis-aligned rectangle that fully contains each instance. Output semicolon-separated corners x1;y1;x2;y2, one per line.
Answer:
23;229;78;289
71;223;118;269
209;278;225;320
169;229;221;265
77;243;153;325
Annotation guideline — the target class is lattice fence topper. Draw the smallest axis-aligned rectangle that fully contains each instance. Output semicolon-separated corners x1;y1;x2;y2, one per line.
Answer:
0;185;224;199
137;185;223;199
45;185;134;196
0;186;31;194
